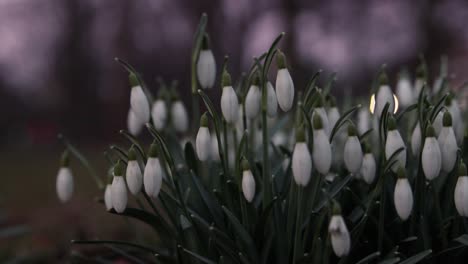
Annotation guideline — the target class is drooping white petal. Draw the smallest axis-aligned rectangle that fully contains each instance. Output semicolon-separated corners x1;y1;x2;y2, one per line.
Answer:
151;99;167;131
266;82;278;117
104;184;113;211
361;153;376;184
411;122;421;156
126;160;143;195
344;136;363;174
394;178;413;220
245;85;260;119
130;85;150;123
438;127;458;173
422;137;442;180
313;129;332;175
396;78;413;107
292;142;312;186
144;157;163;198
375;85;394;118
171;101;188;132
196;50;216;89
327;107;340;131
275;68;294;111
127;108;144;136
385;130;407;172
56;167;74;203
221;86;239;123
242;170;256;202
111;176;127;213
196;127;211;161
454;176;468;217
329;215;351;257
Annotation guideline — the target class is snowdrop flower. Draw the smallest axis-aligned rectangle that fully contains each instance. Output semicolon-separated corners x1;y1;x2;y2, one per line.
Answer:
211;134;220;161
151;98;167;131
104;183;113;211
327;97;340;131
394;167;413;221
220;69;239;123
375;72;395;118
129;73;150;123
196;35;216;89
292;127;312;186
357;107;370;135
312;97;330;135
433;109;445;136
385;116;407;173
241;158;255;202
344;124;363;174
112;160;128;213
144;142;163;198
126;146;143;195
360;144;376;184
275;50;294;112
396;71;413;108
312;113;332;175
328;202;350;257
56;151;74;203
422;125;442;180
454;162;468;217
196;113;211;161
446;97;464;146
127;108;144;136
438;112;458;173
411;122;421;156
266;82;278;117
171;96;189;132
245;74;261;119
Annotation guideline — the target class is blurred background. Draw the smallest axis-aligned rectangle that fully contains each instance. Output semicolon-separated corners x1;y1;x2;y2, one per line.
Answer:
1;0;468;261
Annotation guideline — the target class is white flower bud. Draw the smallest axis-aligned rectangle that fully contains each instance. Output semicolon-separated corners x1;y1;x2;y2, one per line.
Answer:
275;68;294;112
151;99;167;131
438;114;458;173
112;161;127;213
197;50;216;89
130;85;150;123
126;150;143;195
312;114;332;175
454;163;468;217
312;107;330;136
221;85;239;124
329;212;350;257
448;99;464;146
343;125;363;174
375;85;395;118
396;76;413;108
171;100;189;132
361;152;376;184
144;156;163;198
127;108;144;136
394;169;413;221
266;82;278;117
292;129;312;186
241;167;255;203
385;118;407;173
104;184;113;211
211;134;220;161
245;85;260;119
56;167;74;203
196;122;211;161
411;122;421;156
421;126;441;181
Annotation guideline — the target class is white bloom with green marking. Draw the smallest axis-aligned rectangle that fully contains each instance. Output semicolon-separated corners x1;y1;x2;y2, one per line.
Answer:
104;184;113;211
329;204;350;257
396;74;413;107
245;77;261;119
196;113;211;161
266;82;278;117
220;70;239;123
196;37;216;89
422;125;441;180
394;168;413;221
361;150;376;184
112;161;127;213
454;163;468;217
144;143;163;198
438;112;458;173
126;147;142;195
241;159;255;202
385;117;406;173
127;108;144;136
275;50;294;112
375;72;394;118
151;99;167;131
171;100;188;132
56;151;74;203
292;128;311;186
344;125;363;174
312;113;332;175
129;73;150;123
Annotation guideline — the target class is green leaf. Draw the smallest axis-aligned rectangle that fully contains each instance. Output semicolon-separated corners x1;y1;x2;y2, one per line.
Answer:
355;251;380;264
262;32;285;78
313;174;353;212
184;142;199;174
114;57;154;103
383;147;405;173
455;234;468;245
329;104;361;142
323;72;337;96
378;257;400;264
120;130;146;160
428;93;448;123
191;13;208;94
396;104;417;121
399;249;432;264
181;246;217;264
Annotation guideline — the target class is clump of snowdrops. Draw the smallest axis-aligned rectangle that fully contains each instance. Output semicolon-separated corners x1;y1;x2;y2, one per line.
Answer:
55;14;468;263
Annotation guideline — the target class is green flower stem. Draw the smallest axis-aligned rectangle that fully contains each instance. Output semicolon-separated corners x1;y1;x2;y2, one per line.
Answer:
223;120;229;174
377;172;387;253
292;186;304;262
430;183;448;248
261;81;271;210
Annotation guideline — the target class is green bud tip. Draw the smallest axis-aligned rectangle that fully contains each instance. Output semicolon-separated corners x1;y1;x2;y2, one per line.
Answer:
458;162;467;177
444;95;452;106
364;142;372;153
276;49;287;69
378;71;389;85
443;111;452;127
241;157;250;171
114;160;124;176
201;34;210;50
148;141;158;158
425;125;436;138
129;72;139;87
397;166;407;179
60;150;70;167
332;200;342;215
387;116;397;131
296;126;306;142
313;112;323;130
251;72;260;86
128;146;137;161
221;69;232;87
200;112;209;127
347;124;357;137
